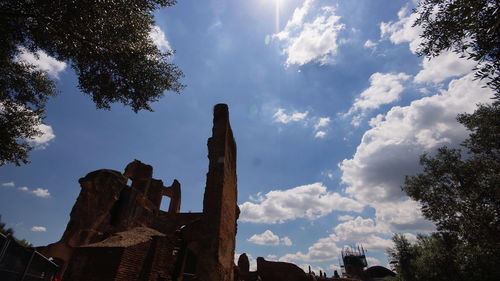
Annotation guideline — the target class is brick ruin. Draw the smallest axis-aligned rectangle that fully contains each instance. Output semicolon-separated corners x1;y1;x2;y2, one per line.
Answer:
39;104;239;281
35;103;396;281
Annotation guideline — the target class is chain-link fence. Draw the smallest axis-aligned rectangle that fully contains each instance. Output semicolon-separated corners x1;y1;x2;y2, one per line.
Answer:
0;233;58;281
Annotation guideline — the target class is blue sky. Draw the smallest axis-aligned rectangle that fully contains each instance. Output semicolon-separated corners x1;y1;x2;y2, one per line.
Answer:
0;0;494;275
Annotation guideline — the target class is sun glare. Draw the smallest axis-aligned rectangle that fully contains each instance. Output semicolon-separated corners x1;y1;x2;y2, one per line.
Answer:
274;0;283;32
256;0;286;32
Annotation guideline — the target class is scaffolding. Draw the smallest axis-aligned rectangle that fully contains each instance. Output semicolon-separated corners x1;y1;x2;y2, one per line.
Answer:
340;245;368;278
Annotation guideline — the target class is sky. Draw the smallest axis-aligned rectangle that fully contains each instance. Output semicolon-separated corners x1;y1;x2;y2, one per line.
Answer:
0;0;494;276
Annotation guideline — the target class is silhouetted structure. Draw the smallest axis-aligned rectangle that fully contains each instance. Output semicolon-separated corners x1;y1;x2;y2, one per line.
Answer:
341;246;367;279
0;233;58;281
338;245;395;281
363;266;395;280
38;104;239;281
256;257;307;281
22;104;395;281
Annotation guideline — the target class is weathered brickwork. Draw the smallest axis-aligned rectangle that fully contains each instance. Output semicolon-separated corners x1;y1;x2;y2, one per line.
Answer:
39;104;238;281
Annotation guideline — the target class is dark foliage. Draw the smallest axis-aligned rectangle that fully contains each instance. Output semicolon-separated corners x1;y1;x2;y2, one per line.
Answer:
0;215;33;247
0;0;184;166
388;234;461;281
414;0;500;96
388;232;500;281
403;103;499;249
392;103;500;281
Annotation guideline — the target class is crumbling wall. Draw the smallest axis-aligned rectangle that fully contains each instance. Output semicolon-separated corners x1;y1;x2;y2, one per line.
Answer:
39;169;129;272
198;104;239;281
40;104;239;281
63;227;169;281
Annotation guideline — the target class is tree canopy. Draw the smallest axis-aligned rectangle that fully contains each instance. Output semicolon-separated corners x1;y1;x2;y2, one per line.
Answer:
414;0;500;95
393;3;500;278
0;215;32;247
403;103;499;249
390;103;500;281
0;0;184;166
387;232;499;281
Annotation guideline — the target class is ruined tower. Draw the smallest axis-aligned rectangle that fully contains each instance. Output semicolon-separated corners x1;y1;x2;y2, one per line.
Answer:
38;104;239;281
198;104;239;281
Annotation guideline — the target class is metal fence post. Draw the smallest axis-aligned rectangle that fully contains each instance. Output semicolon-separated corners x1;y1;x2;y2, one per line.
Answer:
20;248;36;281
0;234;10;263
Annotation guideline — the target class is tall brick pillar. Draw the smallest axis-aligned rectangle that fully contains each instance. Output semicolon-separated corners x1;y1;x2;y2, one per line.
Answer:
198;104;238;281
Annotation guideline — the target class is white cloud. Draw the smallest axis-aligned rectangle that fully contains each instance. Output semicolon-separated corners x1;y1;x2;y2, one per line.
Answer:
314;131;326;138
314;117;331;130
149;25;172;52
346;72;410;126
31;188;50;198
368;114;385;128
332;216;389;243
0;102;55;149
337;215;354;221
380;6;422;54
280;235;341;262
280;216;392;263
270;0;313;42
281;236;293;246
273;107;331;137
16;47;67;79
248;230;280;246
360;235;394;251
402;232;418;243
240;182;364;224
280;235;390;263
2;181;14;187
282;0;314;30
366;256;381;266
274;1;345;66
381;7;476;84
340;72;492;231
31;226;47;232
364;40;377;49
350;72;410;112
273;108;309;124
19;186;51;198
419;88;431;95
373;200;434;232
247;230;293;246
267;254;277;260
29;124;55;149
313;117;331;138
414;51;476;84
